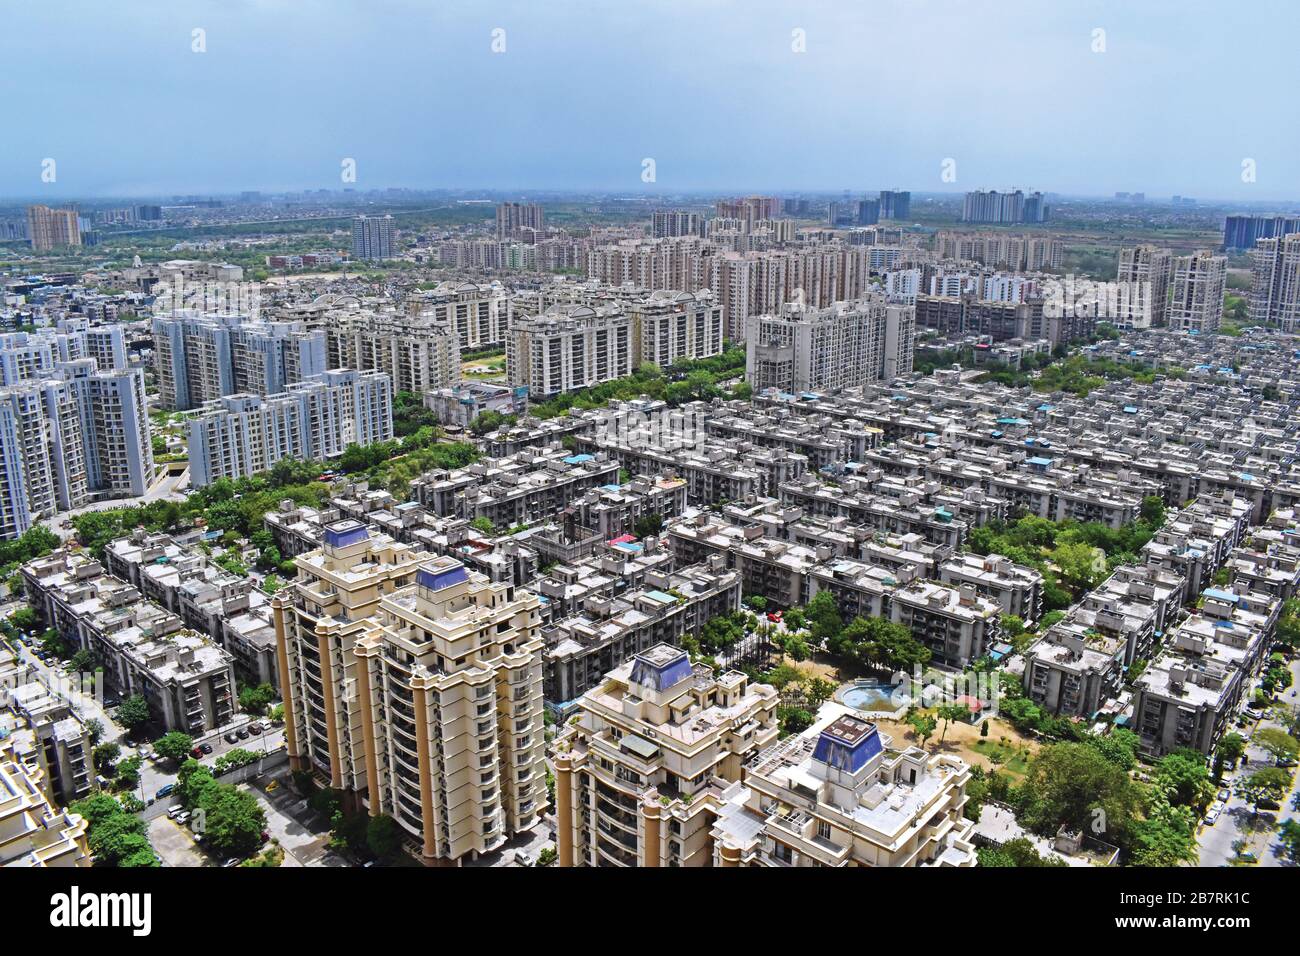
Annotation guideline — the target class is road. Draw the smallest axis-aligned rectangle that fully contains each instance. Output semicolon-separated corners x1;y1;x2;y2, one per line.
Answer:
1197;653;1300;866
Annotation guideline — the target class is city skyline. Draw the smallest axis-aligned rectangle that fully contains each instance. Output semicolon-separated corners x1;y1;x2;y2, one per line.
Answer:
3;0;1300;200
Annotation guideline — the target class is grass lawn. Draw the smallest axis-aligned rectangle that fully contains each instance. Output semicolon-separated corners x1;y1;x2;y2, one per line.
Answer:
970;737;1033;778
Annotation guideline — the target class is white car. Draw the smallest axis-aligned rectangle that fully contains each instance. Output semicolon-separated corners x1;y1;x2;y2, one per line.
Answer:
1204;803;1225;826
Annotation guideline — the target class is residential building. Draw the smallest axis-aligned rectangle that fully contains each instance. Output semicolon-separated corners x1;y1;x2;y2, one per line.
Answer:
188;368;393;486
710;705;977;867
552;643;779;866
352;214;394;261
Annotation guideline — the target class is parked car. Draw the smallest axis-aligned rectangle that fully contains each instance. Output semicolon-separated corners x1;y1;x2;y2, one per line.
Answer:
223;858;241;867
175;811;190;825
247;722;263;735
166;805;185;819
1204;806;1221;826
156;783;175;799
224;732;239;745
236;728;250;740
201;743;214;755
1217;788;1231;802
191;746;204;759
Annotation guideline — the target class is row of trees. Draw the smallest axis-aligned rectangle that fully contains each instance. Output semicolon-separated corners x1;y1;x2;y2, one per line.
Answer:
175;759;268;859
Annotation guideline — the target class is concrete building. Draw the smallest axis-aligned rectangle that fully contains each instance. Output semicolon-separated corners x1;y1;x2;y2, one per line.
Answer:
1249;232;1300;331
325;307;461;397
351;214;394;261
1167;251;1227;334
0;738;91;867
25;205;81;251
1118;245;1174;327
188;368;393;486
552;643;779;866
745;296;916;394
710;705;977;867
506;303;633;398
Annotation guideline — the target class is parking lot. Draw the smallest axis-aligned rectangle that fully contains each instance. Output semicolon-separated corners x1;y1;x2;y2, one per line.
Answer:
148;815;206;868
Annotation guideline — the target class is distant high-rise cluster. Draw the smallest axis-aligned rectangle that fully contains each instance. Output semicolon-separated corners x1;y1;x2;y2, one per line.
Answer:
651;209;705;238
961;189;1048;224
1222;213;1300;252
25;205;81;251
878;189;911;220
351;213;395;261
495;201;544;239
715;196;781;228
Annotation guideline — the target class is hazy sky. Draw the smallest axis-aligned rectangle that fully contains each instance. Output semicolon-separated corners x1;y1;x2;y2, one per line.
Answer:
3;0;1298;200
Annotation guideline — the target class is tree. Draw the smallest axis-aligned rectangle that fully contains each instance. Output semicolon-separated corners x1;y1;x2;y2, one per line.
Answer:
777;706;814;737
202;785;267;858
154;731;194;763
114;755;143;791
807;677;836;708
1235;768;1291;818
92;742;121;773
366;814;402;860
1084;729;1139;771
8;605;39;633
977;837;1067;868
633;512;665;539
908;712;937;749
1139;496;1167;527
85;718;104;745
116;694;149;731
1278;819;1300;864
1019;742;1141;841
86;811;150;866
1253;728;1300;766
804;590;843;645
239;682;277;715
469;516;495;535
1128;793;1198;867
1214;733;1247;780
69;648;98;672
936;703;969;747
1152;748;1213;809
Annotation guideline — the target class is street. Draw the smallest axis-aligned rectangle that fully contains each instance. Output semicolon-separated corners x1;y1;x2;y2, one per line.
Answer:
1197;652;1299;867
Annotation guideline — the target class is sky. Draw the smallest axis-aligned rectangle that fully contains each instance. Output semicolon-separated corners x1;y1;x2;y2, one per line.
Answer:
2;0;1298;201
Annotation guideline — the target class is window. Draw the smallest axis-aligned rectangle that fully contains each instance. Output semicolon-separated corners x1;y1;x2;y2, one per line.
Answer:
817;820;832;841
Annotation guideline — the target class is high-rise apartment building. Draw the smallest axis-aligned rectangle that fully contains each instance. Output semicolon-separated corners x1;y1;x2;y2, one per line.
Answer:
1118;245;1174;327
152;312;326;410
652;209;704;238
552;643;778;866
187;369;393;486
25;205;81;251
715;196;780;228
1249;233;1300;331
405;281;509;351
495;202;544;239
506;303;633;398
961;190;1047;224
0;353;153;539
326;308;461;396
1167;251;1227;333
878;190;911;221
0;738;92;867
275;527;547;863
745;295;916;394
1222;214;1300;251
352;214;395;261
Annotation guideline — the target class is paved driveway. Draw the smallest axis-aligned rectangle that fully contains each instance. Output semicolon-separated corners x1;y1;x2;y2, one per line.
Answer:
242;773;346;867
